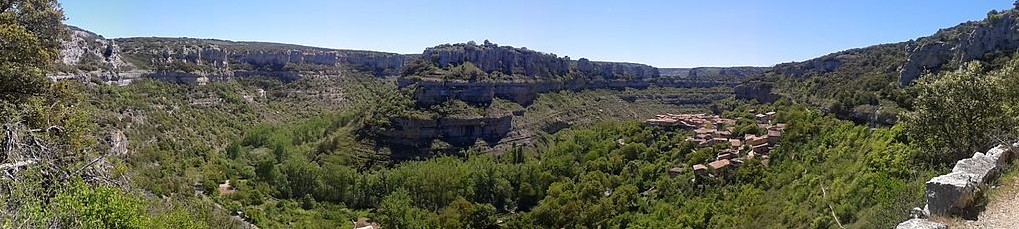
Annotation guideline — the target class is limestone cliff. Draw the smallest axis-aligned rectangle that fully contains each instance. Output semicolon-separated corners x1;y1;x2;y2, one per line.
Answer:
659;67;770;79
416;41;660;80
899;9;1019;84
378;114;514;155
53;26;143;85
54;26;408;84
401;42;757;107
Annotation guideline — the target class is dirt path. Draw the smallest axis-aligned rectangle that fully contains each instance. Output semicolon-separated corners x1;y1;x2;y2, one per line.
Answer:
962;174;1019;228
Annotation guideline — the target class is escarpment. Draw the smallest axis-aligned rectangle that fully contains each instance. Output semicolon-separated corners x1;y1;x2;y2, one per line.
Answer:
54;26;407;84
400;42;748;107
899;10;1019;85
377;114;514;155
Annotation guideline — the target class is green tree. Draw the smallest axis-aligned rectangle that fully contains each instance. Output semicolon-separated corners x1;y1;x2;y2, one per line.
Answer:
376;189;438;229
0;0;65;102
903;62;1010;163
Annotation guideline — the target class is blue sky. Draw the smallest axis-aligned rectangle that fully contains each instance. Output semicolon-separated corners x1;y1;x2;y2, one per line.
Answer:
61;0;1012;68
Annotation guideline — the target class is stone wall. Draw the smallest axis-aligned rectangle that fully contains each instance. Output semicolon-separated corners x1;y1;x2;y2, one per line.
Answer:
897;144;1016;228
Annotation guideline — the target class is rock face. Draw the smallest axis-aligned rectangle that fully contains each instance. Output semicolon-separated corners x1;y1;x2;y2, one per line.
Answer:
899;9;1019;85
922;145;1014;216
734;81;780;103
403;42;755;106
659;67;770;78
421;41;659;80
117;38;406;75
54;26;138;84
108;130;129;156
378;114;513;154
54;26;407;84
925;171;980;216
895;219;947;229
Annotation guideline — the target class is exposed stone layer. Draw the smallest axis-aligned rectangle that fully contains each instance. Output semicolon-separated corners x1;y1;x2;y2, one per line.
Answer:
378;114;514;153
919;144;1015;217
896;219;947;229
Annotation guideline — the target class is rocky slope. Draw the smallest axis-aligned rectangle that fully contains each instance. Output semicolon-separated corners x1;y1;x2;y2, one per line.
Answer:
421;41;659;80
54;26;408;84
53;26;142;85
400;42;747;107
659;66;770;78
769;6;1019;87
899;9;1019;85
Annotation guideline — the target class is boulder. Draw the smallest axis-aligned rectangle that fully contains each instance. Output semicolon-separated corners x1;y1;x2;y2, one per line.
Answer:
895;219;947;229
951;152;999;184
925;171;979;215
108;130;129;156
986;144;1013;167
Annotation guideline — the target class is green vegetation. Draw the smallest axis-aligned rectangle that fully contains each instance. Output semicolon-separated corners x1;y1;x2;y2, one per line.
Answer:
198;102;930;228
15;1;1019;228
767;43;911;125
904;60;1019;164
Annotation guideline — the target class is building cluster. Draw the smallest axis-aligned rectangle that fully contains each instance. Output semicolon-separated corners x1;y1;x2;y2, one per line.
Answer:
646;111;787;177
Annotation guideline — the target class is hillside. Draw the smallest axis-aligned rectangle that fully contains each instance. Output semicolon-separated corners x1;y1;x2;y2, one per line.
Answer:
761;7;1019;125
15;1;1019;228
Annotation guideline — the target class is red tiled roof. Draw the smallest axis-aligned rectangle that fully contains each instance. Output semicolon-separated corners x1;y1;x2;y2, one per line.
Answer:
708;159;732;170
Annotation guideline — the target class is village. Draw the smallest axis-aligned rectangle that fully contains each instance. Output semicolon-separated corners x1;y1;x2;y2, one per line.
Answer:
646;111;786;178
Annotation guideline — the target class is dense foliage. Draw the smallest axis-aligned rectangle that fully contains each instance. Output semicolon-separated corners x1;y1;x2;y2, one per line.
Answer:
904;60;1019;164
204;102;930;228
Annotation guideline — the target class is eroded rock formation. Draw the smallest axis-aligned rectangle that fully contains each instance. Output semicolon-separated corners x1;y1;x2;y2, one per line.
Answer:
378;114;513;154
899;9;1019;84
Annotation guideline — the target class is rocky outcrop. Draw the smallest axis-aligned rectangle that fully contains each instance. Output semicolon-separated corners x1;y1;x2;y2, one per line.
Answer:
108;130;129;157
53;26;138;84
925;171;981;216
116;37;407;75
913;144;1014;218
659;67;770;79
402;78;667;106
899;9;1019;85
378;114;513;154
419;41;660;80
53;26;408;85
734;81;780;103
896;219;947;229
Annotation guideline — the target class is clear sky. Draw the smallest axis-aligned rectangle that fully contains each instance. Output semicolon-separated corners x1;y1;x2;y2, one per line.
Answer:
61;0;1013;68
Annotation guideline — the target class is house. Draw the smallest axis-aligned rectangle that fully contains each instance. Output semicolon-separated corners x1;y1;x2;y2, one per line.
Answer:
708;159;733;171
755;113;768;123
770;123;787;131
694;128;715;135
729;139;742;149
645;117;679;126
353;218;380;229
686;137;707;145
218;180;236;196
693;164;709;176
714;130;732;138
745;134;768;146
767;130;782;144
708;137;729;146
751;143;771;155
717;153;737;160
755;112;776;123
668;167;685;177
